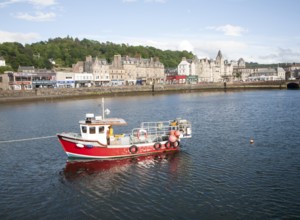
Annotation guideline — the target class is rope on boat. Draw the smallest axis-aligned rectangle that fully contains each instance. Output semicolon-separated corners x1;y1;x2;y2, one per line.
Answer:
0;135;57;144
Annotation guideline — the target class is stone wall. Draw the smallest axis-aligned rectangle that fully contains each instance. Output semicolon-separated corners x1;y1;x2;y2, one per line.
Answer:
0;81;286;103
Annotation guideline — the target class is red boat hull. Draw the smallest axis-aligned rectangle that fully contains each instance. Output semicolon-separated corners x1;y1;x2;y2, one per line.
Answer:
57;134;180;159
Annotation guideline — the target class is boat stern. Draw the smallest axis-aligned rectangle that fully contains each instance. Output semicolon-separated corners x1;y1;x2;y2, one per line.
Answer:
173;119;192;139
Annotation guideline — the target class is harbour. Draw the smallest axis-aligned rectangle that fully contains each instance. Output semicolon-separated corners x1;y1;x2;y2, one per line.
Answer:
0;90;299;219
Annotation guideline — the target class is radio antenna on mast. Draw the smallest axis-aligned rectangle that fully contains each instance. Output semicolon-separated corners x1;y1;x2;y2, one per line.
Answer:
101;98;110;120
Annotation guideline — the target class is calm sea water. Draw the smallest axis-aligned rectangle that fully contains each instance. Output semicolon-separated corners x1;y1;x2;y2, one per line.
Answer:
0;90;299;219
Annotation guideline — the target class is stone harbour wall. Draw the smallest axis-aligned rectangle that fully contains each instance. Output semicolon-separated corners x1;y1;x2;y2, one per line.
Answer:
0;81;286;103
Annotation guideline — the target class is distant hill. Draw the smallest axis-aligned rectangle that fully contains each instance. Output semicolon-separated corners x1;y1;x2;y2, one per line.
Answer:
0;37;194;71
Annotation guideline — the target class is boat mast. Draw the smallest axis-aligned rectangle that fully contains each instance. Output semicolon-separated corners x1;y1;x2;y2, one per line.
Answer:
102;97;105;119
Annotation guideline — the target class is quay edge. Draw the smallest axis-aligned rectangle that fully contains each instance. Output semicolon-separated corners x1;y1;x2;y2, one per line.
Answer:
0;81;287;104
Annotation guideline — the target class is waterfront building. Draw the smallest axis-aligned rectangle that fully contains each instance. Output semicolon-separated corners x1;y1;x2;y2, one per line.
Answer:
165;68;178;84
166;75;187;84
74;73;94;87
56;71;75;88
231;58;246;69
109;54;165;85
186;75;198;84
0;72;10;90
57;70;93;88
194;58;214;82
234;68;252;82
174;57;198;84
122;56;137;85
178;57;196;76
72;61;84;73
247;67;285;81
72;54;164;86
8;66;35;90
18;66;35;74
31;69;56;88
192;50;234;83
6;67;56;89
73;56;110;86
232;58;247;81
85;56;110;86
285;63;300;79
122;55;164;85
7;72;32;90
276;67;286;80
110;55;127;86
3;66;56;90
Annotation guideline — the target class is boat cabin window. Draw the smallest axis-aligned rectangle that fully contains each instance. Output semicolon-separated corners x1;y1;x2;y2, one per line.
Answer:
90;127;96;134
81;126;87;133
99;126;105;133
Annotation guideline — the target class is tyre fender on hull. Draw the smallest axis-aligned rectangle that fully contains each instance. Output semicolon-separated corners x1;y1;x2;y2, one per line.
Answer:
172;140;180;148
165;141;172;149
154;142;162;150
129;145;138;154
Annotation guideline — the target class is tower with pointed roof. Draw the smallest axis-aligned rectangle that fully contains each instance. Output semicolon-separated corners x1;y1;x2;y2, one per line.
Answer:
215;50;223;66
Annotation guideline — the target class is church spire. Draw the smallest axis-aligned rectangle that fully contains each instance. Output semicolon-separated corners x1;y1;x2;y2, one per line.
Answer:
216;50;222;60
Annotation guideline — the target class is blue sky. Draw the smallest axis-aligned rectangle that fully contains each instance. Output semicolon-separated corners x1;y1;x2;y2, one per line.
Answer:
0;0;299;64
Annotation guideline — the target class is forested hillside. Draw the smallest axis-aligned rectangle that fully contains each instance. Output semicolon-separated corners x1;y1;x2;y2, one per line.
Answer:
0;37;194;72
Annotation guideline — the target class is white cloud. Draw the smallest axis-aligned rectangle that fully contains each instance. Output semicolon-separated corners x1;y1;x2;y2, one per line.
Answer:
122;0;167;2
145;0;167;3
0;0;19;8
207;24;248;36
0;0;57;8
0;30;40;43
258;47;300;64
122;0;137;3
14;11;56;21
1;0;58;22
28;0;57;7
178;40;194;52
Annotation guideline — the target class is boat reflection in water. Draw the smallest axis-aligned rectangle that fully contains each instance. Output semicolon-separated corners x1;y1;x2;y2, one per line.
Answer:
63;151;181;180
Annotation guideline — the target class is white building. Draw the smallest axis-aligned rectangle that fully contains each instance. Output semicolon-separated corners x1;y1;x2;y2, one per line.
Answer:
178;57;195;76
277;67;285;80
193;50;233;82
246;67;285;81
75;73;94;87
56;71;75;88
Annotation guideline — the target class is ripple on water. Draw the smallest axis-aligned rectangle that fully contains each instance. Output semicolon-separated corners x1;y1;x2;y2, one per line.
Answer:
1;91;300;219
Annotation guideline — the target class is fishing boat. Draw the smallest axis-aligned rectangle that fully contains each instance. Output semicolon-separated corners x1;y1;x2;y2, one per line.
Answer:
57;98;192;159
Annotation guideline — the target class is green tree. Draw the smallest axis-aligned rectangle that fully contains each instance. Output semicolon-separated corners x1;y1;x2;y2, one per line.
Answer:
0;66;13;74
0;37;196;70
